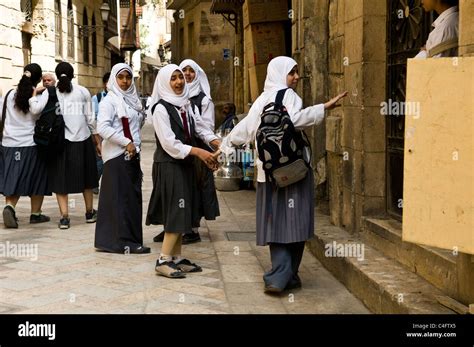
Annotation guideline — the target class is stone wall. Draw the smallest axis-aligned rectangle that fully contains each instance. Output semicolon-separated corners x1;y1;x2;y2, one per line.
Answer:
0;0;112;97
169;1;235;126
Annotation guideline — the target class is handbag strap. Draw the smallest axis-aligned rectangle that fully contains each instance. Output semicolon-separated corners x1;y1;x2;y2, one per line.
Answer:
0;89;14;141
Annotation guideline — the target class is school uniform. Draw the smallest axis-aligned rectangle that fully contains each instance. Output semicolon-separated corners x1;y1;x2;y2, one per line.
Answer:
221;56;326;291
47;84;98;194
179;59;220;222
146;64;218;234
94;64;146;253
0;89;51;196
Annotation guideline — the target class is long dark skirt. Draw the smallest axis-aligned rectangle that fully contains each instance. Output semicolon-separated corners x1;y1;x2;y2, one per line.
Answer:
48;137;98;194
94;153;143;253
256;170;314;246
195;158;220;220
146;161;200;234
0;145;51;196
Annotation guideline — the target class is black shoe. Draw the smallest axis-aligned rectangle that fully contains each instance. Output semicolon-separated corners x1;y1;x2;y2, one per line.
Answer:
3;206;18;228
182;232;201;245
30;214;51;224
85;209;97;223
129;245;151;254
153;232;165;242
58;217;70;229
264;284;284;294
285;276;302;290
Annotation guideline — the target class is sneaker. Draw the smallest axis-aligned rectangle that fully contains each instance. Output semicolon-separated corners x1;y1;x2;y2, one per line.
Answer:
58;217;70;229
182;232;201;245
85;209;97;223
3;205;18;229
30;214;51;224
175;258;202;273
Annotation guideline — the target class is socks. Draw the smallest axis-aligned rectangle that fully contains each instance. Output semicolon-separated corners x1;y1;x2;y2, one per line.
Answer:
158;254;173;264
173;255;183;264
31;211;41;216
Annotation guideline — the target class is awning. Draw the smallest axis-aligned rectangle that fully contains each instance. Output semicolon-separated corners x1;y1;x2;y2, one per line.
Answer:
106;36;121;55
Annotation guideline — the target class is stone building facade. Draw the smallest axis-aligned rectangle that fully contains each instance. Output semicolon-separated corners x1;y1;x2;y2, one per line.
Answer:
167;0;237;126
0;0;122;96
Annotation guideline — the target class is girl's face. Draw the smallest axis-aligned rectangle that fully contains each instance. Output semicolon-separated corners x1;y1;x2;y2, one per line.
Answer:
170;70;185;94
182;66;196;84
287;66;300;90
116;71;132;91
421;0;437;11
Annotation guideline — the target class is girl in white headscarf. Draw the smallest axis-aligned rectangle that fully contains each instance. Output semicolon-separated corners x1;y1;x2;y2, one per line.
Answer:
94;63;149;254
146;64;220;278
172;59;219;245
221;56;347;293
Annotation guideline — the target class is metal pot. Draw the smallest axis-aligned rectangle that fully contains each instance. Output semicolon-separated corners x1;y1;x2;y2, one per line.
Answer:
214;159;243;191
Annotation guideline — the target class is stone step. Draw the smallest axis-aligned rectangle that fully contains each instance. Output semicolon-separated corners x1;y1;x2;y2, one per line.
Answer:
307;213;455;314
361;217;458;299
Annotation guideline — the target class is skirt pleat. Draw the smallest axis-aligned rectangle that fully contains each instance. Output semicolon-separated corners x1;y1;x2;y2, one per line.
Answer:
47;137;98;194
146;161;200;233
0;145;51;196
256;170;314;246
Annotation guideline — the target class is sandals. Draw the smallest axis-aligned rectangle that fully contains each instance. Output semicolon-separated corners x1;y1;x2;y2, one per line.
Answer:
155;261;186;278
175;258;202;273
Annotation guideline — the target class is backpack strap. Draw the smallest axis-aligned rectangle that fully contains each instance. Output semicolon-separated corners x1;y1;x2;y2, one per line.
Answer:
275;88;289;106
0;89;14;141
96;91;103;103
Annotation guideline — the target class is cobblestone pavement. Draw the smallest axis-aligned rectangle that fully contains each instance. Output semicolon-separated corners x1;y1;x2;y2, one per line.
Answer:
0;124;369;314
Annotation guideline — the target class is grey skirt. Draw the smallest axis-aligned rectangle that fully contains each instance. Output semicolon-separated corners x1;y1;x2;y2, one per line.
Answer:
0;145;51;196
256;170;314;246
145;161;200;234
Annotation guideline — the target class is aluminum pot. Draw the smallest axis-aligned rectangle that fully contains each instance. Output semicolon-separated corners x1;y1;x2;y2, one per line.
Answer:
214;160;243;191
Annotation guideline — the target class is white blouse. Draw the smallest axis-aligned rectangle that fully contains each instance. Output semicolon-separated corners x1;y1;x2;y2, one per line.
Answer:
221;88;325;182
415;6;459;59
97;96;144;163
152;102;218;160
198;95;215;131
0;89;49;147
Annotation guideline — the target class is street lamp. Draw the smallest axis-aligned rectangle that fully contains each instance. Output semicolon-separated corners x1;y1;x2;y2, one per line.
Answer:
78;1;111;37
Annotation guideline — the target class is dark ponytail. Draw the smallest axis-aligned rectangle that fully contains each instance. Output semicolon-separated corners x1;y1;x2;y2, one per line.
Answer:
55;62;74;93
14;63;42;114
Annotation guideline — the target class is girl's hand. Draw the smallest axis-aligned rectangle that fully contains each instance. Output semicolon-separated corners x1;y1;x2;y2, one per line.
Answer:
191;147;218;170
210;139;221;151
324;91;348;110
33;86;46;96
125;142;136;158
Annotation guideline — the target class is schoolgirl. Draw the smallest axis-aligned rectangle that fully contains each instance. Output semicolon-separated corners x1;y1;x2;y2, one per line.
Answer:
146;64;220;278
0;63;51;228
48;62;98;229
220;56;347;293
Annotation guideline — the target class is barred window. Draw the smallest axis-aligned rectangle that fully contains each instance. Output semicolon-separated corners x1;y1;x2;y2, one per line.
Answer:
55;0;63;57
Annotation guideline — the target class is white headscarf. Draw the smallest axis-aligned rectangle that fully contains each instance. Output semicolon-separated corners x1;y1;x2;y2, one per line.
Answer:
149;64;189;113
179;59;212;99
107;63;143;118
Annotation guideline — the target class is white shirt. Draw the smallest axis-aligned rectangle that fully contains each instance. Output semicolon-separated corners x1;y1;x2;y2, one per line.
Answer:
415;6;459;59
57;85;96;141
221;88;325;182
197;95;215;131
97;95;144;163
152;103;218;160
0;89;49;147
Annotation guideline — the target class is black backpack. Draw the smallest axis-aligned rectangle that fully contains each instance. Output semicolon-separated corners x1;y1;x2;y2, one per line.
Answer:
34;86;65;156
256;88;310;188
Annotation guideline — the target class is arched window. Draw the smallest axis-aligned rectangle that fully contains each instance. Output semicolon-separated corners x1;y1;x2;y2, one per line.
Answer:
55;0;62;57
82;8;89;64
91;13;97;65
67;0;74;58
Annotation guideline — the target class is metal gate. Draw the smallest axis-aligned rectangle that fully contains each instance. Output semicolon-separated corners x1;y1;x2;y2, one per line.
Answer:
386;0;435;218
